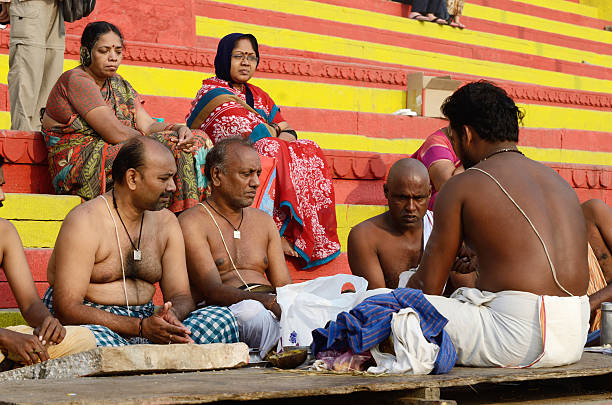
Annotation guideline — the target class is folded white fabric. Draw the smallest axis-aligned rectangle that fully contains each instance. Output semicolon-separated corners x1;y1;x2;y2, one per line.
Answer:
368;308;439;374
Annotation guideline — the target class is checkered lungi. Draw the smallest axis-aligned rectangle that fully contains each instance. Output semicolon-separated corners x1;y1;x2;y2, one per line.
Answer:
43;287;239;347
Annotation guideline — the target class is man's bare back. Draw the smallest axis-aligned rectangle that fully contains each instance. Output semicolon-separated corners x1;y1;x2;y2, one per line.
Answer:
409;82;588;297
452;155;588;296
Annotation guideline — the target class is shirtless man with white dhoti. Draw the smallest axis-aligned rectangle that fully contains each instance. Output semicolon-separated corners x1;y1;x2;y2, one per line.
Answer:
408;81;590;368
179;138;292;357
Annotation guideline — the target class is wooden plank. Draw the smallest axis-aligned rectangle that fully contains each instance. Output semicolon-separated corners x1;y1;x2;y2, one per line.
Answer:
0;353;610;404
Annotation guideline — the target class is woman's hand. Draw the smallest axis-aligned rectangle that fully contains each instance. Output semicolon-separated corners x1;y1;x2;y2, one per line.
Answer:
171;126;195;153
278;131;296;142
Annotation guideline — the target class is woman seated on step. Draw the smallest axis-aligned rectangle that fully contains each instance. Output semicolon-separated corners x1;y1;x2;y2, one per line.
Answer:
411;127;464;210
41;21;212;213
186;33;340;269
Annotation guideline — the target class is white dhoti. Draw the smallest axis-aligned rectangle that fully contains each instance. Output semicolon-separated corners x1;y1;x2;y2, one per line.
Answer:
229;300;279;358
425;287;589;368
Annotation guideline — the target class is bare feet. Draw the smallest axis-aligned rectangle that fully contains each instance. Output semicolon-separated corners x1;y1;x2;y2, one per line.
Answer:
281;237;299;257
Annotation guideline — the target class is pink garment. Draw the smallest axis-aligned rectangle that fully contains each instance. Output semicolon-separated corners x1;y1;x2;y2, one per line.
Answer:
411;129;461;210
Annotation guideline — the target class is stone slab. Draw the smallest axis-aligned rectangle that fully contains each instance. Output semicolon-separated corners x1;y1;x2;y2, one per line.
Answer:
0;353;610;404
0;343;249;382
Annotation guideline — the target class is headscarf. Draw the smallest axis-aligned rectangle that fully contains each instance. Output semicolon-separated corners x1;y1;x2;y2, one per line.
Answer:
214;33;259;82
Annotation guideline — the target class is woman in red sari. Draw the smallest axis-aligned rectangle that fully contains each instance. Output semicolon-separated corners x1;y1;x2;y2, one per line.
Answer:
42;22;212;213
187;33;340;269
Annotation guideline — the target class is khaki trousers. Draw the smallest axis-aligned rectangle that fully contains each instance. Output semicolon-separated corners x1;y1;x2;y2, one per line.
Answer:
7;0;65;131
0;325;96;364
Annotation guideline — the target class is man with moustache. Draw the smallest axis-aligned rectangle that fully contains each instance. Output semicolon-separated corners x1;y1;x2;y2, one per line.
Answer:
180;137;292;357
407;81;590;367
44;137;239;347
348;158;434;289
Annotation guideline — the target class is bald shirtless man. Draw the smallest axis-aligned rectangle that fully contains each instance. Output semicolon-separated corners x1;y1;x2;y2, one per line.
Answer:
179;137;292;357
408;81;590;368
45;137;239;347
0;157;94;367
348;158;433;289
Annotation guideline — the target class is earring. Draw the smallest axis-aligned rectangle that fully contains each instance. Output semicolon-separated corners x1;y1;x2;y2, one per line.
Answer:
80;46;92;67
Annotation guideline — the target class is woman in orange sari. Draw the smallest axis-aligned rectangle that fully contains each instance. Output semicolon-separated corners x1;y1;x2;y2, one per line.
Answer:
42;21;212;213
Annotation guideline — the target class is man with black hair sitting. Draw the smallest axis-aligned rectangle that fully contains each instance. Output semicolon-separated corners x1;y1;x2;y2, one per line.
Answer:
44;137;239;347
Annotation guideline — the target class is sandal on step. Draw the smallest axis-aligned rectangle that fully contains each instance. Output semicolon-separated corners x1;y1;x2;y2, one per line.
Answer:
409;12;430;21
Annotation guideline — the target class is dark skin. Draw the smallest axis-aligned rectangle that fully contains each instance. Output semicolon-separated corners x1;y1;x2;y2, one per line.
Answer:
348;159;431;289
179;144;292;318
408;125;589;297
582;199;612;312
0;167;65;365
48;139;197;344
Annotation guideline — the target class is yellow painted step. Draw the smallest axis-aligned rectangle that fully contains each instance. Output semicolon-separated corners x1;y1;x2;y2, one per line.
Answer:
0;311;27;328
512;0;599;18
2;194;385;250
464;3;610;44
196;17;612;95
336;204;387;251
0;56;605;134
11;220;63;249
302;132;612;166
211;0;611;66
1;194;80;248
2;193;81;221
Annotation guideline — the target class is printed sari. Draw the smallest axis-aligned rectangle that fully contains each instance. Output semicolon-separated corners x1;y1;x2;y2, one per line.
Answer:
411;128;461;210
187;77;341;269
42;71;212;213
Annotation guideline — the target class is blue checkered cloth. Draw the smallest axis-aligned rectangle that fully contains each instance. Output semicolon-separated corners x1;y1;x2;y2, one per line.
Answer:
311;288;457;374
43;286;239;347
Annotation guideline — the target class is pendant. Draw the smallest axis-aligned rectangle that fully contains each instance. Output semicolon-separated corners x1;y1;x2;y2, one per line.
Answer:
233;230;241;239
133;249;142;261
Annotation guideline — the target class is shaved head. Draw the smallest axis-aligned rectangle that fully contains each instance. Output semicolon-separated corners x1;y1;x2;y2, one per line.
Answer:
384;158;431;230
387;158;429;187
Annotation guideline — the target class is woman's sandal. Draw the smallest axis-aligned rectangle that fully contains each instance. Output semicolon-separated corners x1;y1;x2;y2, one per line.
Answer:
409;12;430;21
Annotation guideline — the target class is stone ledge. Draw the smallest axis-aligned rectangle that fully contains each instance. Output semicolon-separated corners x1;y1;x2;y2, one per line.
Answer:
0;343;249;381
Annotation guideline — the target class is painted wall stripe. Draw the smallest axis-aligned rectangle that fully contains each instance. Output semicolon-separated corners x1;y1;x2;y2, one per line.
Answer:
195;17;612;94
0;58;610;133
206;0;612;67
463;3;611;44
508;0;599;18
300;131;612;166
